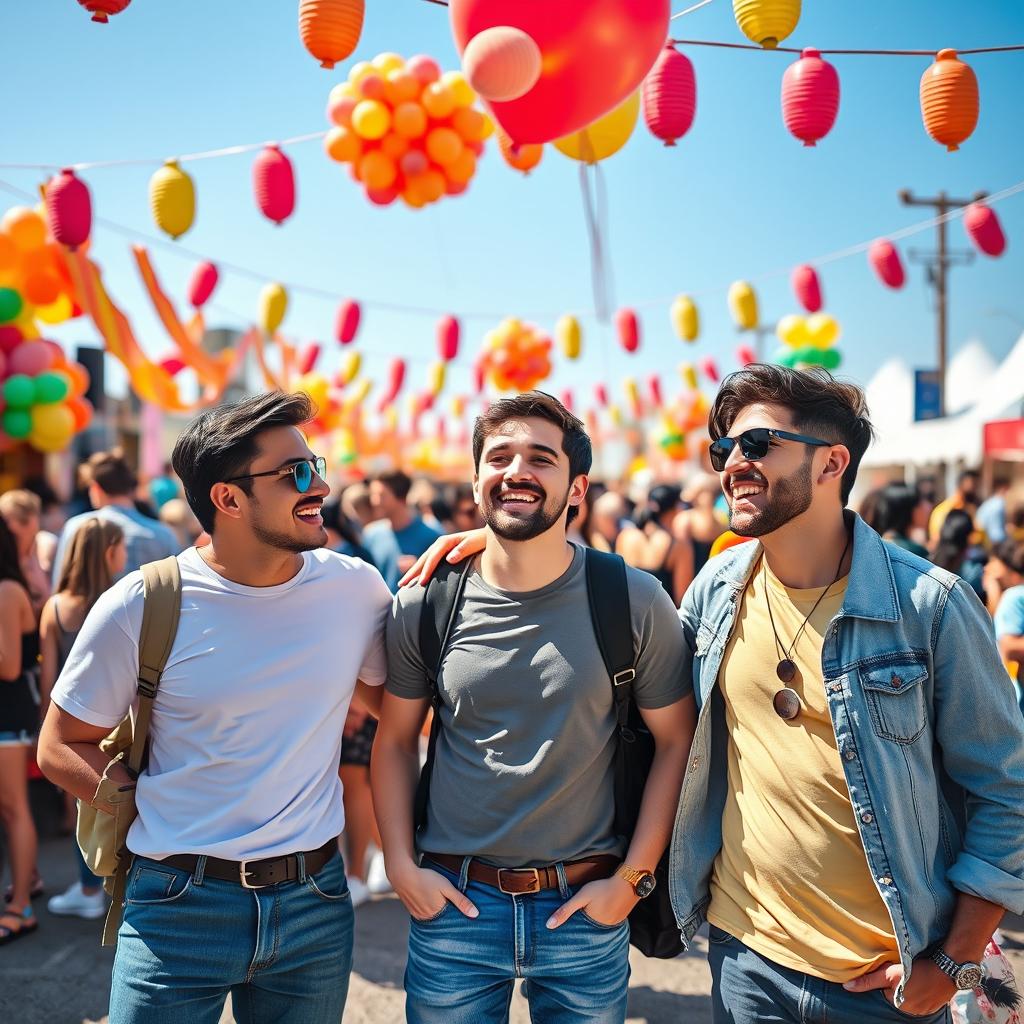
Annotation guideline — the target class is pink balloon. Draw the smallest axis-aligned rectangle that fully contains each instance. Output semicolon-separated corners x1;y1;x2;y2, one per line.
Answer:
9;340;56;376
407;55;441;85
699;357;720;384
594;382;609;407
736;345;757;367
400;151;429;177
298;343;322;375
647;374;663;408
560;388;574;412
335;300;361;345
437;316;460;362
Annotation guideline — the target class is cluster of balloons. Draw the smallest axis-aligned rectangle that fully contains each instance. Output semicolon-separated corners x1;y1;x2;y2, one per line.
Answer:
653;388;711;462
478;318;553;392
324;52;493;209
774;312;843;370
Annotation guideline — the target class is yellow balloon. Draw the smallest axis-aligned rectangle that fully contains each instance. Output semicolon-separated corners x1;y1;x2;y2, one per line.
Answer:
36;292;73;325
339;350;361;385
728;280;759;331
670;295;699;342
259;282;288;335
441;69;476;107
429;361;446;396
608;403;623;427
556;315;581;360
351;378;372;404
296;373;329;411
31;402;75;442
806;312;840;349
776;313;809;348
372;52;405;75
348;60;376;85
554;92;640;163
352;100;391;141
679;362;699;391
150;160;196;240
450;395;466;418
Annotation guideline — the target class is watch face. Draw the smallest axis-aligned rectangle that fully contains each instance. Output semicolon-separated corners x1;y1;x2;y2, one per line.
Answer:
954;964;983;990
635;873;657;899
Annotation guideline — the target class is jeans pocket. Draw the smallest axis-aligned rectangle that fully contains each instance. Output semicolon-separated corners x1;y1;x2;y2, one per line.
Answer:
306;856;352;902
125;862;192;905
708;924;738;946
579;909;628;931
411;900;455;925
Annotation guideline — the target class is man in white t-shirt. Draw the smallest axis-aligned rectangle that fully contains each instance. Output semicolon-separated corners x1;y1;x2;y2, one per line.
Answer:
38;391;391;1024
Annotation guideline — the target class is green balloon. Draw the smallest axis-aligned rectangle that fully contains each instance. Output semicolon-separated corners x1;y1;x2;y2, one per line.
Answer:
33;371;69;405
773;347;798;368
2;409;31;440
819;348;842;370
2;374;35;409
794;346;823;366
0;287;23;324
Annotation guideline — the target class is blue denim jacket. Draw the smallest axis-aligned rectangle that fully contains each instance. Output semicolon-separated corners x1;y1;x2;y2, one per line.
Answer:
670;513;1024;999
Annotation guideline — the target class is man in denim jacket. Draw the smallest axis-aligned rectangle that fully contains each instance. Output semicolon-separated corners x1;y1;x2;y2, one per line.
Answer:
671;364;1024;1022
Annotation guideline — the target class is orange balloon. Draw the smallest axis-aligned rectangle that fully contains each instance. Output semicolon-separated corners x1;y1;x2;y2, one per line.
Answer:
446;147;477;185
421;83;456;120
392;101;428;139
451;106;487;142
359;150;398;190
425;127;463;166
2;207;47;252
402;186;427;209
65;362;91;399
0;234;17;272
380;132;411;160
23;272;61;307
384;69;421;105
324;125;363;163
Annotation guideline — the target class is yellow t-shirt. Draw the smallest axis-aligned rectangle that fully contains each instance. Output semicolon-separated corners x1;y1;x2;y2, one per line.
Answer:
707;557;899;983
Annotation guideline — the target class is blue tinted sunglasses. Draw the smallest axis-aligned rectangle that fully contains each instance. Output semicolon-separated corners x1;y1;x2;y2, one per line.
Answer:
226;456;327;494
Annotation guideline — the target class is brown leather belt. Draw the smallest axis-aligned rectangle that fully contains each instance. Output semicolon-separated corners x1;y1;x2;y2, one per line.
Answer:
425;852;618;895
159;838;338;889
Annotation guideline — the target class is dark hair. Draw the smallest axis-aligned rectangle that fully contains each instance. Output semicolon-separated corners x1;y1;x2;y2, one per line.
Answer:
958;469;981;487
875;483;919;537
709;364;874;505
993;539;1024;577
451;482;476;508
472;390;592;526
0;517;28;589
932;509;974;571
171;391;315;533
858;488;885;532
374;471;412;503
85;448;137;497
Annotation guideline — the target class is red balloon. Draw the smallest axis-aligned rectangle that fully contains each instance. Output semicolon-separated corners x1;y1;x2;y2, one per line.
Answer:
868;239;905;289
298;343;322;375
781;48;840;147
10;340;56;376
335;300;361;345
77;0;131;23
384;357;406;404
0;325;23;355
642;45;696;147
615;308;640;353
791;264;823;313
964;202;1007;258
253;145;296;225
46;168;92;249
472;360;485;395
437;315;460;362
187;261;219;308
450;0;669;145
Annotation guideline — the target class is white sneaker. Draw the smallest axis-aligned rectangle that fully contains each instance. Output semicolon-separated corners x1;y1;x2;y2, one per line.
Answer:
366;850;392;895
347;876;370;908
47;882;106;920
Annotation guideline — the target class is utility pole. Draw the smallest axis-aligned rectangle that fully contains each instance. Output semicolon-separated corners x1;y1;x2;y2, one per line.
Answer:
899;188;986;417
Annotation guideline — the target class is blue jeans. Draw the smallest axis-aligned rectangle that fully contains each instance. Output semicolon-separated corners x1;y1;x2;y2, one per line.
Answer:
708;924;951;1023
405;858;631;1024
109;850;354;1024
74;839;102;889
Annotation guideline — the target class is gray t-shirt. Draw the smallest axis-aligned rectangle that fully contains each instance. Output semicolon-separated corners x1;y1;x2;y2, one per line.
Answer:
386;544;691;867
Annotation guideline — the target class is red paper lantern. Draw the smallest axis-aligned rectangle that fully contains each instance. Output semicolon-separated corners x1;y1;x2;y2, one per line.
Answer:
736;345;757;367
594;382;609;408
700;356;719;384
615;308;640;353
559;388;575;413
791;264;823;313
472;360;485;395
45;168;92;250
642;45;696;147
335;300;361;345
437;315;460;362
77;0;131;23
187;262;219;308
868;239;906;289
647;374;663;408
963;202;1006;258
253;145;296;226
781;48;840;147
385;357;406;402
298;343;322;375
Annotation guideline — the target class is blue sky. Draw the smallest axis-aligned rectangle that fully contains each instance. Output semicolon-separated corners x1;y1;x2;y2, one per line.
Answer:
2;0;1022;420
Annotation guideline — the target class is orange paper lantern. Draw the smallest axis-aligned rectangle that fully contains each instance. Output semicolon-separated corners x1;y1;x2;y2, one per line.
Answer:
920;49;979;152
298;0;364;70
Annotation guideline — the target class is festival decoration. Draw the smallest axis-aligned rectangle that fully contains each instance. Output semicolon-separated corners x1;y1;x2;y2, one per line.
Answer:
298;0;364;70
479;317;553;391
648;373;664;409
449;0;668;145
149;160;195;240
298;343;322;375
556;315;581;360
964;202;1006;257
733;0;801;49
700;356;720;384
655;411;688;461
77;0;131;23
791;264;823;312
461;26;543;102
376;357;406;411
496;128;542;175
868;239;905;289
554;92;640;164
642;45;696;147
728;281;758;330
615;307;640;353
338;349;361;385
774;311;843;369
45;169;92;250
252;145;296;225
429;361;446;396
680;363;698;390
437;315;460;362
623;377;643;419
335;299;361;344
187;262;219;307
594;383;609;407
781;48;840;147
670;294;699;342
259;282;288;335
920;49;978;152
737;344;758;366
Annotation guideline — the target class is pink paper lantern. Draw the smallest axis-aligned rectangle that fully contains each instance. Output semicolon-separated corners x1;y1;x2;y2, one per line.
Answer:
594;382;609;407
560;388;574;413
335;300;361;345
868;239;906;289
964;202;1006;258
298;343;322;375
781;48;840;147
700;356;720;384
252;145;296;225
437;315;460;362
791;264;823;313
187;261;219;308
45;168;92;250
472;360;485;395
736;345;757;367
615;308;640;353
642;45;696;147
647;373;663;408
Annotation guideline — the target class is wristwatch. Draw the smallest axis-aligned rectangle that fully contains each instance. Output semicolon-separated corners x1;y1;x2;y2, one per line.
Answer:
617;865;657;899
930;947;984;990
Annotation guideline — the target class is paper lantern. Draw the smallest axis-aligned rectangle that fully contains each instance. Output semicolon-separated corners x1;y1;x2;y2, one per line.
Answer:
680;363;698;391
429;361;446;396
594;383;609;407
77;0;131;23
253;145;296;225
461;25;542;102
868;239;905;289
338;349;361;385
150;160;195;240
642;45;696;147
791;264;822;313
554;92;640;164
623;377;642;419
45;168;91;250
383;358;406;405
648;374;664;409
728;281;758;330
556;315;581;360
615;308;640;353
733;0;800;49
964;202;1006;257
298;0;364;70
781;48;839;147
335;300;361;345
920;49;978;152
437;315;460;362
259;283;288;335
670;295;699;342
450;0;669;145
700;356;720;384
298;343;322;376
737;345;757;367
187;262;219;307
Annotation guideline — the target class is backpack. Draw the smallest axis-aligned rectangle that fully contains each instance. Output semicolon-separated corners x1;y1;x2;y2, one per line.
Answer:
415;547;683;959
75;555;182;946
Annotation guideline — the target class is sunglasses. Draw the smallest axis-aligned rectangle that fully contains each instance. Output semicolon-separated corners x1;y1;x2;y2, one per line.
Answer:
226;456;327;494
709;428;830;472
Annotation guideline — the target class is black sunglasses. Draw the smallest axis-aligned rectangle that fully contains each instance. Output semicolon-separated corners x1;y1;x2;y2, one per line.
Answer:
709;428;830;472
225;456;327;494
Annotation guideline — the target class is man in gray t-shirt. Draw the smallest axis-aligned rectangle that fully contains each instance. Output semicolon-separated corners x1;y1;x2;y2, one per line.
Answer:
373;391;696;1024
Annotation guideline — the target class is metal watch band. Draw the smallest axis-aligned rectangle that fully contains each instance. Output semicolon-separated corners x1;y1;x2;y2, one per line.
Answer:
930;947;982;990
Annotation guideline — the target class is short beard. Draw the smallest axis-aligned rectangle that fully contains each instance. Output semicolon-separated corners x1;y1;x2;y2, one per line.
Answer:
730;452;814;538
482;486;570;542
250;501;326;554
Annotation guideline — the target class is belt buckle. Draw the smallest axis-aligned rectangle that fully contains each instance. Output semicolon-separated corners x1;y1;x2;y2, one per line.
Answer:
497;867;540;895
239;859;268;889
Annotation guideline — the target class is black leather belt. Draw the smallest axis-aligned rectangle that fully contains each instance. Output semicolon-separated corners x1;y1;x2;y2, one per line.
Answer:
159;838;338;889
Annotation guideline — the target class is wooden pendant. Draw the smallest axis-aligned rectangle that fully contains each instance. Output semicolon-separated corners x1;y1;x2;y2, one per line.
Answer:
776;659;797;683
773;687;801;721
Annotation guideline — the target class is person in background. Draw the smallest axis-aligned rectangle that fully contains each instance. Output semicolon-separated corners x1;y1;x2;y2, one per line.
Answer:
341;481;375;530
856;487;885;533
619;484;694;604
983;539;1024;618
977;479;1011;546
321;499;375;565
449;483;484;535
21;476;67;543
364;472;443;592
931;509;986;601
39;518;127;921
0;517;41;946
874;483;930;559
0;490;56;616
675;472;727;580
148;462;180;511
929;470;981;545
577;482;608;549
989;540;1024;716
52;448;181;585
408;479;444;533
158;498;203;550
588;490;638;555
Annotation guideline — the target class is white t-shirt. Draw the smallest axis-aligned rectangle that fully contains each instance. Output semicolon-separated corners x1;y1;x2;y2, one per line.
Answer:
52;546;391;861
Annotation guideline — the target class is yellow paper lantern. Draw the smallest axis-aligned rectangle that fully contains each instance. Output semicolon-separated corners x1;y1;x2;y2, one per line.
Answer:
556;315;582;359
259;282;288;335
670;295;699;342
733;0;801;49
608;403;623;427
351;377;372;404
149;160;196;240
429;361;446;396
728;280;759;330
679;362;699;391
339;350;361;384
451;395;466;417
554;92;640;164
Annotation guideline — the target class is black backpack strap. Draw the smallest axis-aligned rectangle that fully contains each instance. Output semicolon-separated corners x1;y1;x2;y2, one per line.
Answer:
584;548;636;733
